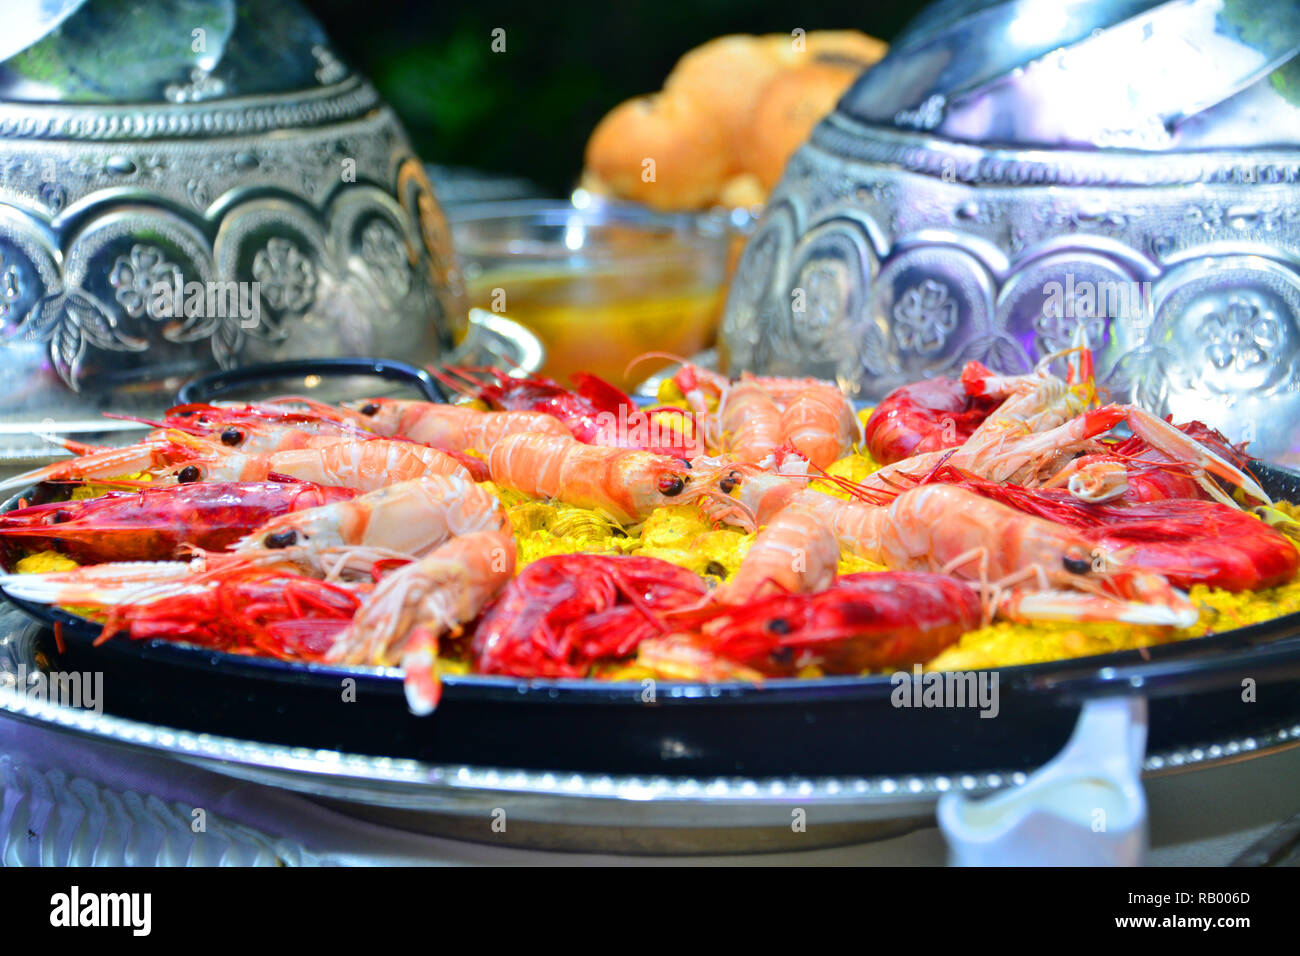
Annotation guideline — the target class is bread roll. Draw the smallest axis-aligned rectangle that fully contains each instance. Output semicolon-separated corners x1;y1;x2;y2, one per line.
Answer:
581;29;887;208
583;90;730;211
664;35;785;174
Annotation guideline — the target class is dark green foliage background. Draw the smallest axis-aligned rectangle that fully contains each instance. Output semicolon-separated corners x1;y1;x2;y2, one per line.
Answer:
305;1;924;195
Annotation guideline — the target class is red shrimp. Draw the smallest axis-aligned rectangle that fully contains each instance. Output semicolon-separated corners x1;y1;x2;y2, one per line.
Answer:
0;481;356;564
471;554;709;678
643;572;983;678
924;465;1298;592
38;564;365;661
862;372;1000;464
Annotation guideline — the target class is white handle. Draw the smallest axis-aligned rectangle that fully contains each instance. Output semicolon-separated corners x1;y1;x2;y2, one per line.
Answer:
938;696;1148;866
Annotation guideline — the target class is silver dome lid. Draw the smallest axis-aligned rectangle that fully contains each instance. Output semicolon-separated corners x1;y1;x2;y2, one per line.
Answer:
722;0;1300;464
0;0;346;104
0;0;479;462
839;0;1300;151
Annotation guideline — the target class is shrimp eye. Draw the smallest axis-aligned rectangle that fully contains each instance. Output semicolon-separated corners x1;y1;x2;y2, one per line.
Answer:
47;510;72;524
767;618;792;635
220;427;243;446
770;646;795;665
718;471;741;494
177;465;201;483
704;561;727;579
1063;554;1092;574
265;530;298;549
359;402;380;416
658;474;688;497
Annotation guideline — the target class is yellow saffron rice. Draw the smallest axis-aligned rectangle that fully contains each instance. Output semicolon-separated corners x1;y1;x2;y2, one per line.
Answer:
12;449;1300;679
483;452;1300;675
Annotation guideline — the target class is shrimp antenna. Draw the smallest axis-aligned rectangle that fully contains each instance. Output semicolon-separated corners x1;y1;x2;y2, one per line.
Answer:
47;477;157;491
1102;445;1196;477
623;351;692;378
261;396;361;424
426;364;485;396
911;448;962;486
799;457;908;507
804;469;889;505
43;436;109;457
101;412;170;429
101;411;248;442
923;462;1107;529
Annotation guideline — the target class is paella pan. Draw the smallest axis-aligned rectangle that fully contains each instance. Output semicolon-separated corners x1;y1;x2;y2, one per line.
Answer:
1;352;1299;779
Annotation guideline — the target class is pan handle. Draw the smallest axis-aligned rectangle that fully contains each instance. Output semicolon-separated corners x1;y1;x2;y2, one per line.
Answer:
176;358;447;405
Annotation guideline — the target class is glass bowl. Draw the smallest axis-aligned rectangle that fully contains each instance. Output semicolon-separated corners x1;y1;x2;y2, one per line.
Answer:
447;197;732;390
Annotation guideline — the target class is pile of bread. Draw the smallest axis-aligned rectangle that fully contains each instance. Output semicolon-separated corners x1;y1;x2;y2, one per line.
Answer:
582;31;886;211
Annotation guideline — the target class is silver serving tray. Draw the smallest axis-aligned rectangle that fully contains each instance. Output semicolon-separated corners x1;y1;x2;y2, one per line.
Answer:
2;604;1296;854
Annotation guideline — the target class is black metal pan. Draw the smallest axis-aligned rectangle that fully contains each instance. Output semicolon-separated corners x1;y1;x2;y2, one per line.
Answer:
2;361;1298;778
175;356;446;406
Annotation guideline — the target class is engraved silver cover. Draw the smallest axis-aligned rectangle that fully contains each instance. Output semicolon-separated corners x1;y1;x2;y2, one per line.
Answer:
722;0;1300;464
0;0;466;455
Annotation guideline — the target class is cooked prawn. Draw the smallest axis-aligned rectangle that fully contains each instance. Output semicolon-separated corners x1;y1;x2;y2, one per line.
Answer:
0;480;356;563
717;473;1198;627
488;432;711;524
980;404;1270;506
147;401;368;454
193;436;474;492
234;474;508;578
659;359;857;468
0;429;473;495
0;560;362;661
644;572;984;678
850;399;1268;509
341;399;573;451
0;433;201;494
777;379;859;468
922;465;1298;593
714;500;839;603
719;377;784;464
328;527;517;713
